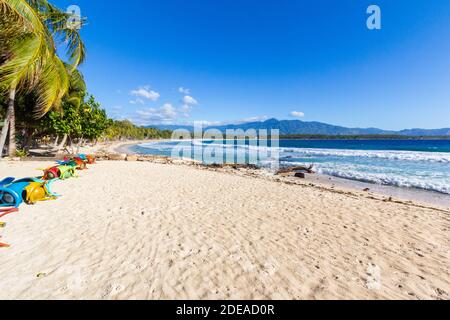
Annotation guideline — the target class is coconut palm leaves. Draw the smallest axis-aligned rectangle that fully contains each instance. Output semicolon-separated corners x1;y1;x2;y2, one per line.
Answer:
37;1;86;69
0;0;47;36
0;0;85;156
65;67;86;108
0;0;85;116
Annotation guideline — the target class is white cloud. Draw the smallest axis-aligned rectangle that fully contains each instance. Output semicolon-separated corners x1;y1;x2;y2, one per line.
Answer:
290;111;305;118
182;95;198;106
136;103;178;124
179;104;193;118
179;87;191;94
129;98;145;105
180;105;192;113
131;86;160;101
177;94;198;118
195;120;226;126
235;115;270;124
181;115;270;127
161;103;177;117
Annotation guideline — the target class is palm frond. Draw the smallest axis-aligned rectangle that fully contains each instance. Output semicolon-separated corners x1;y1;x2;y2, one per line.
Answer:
0;0;49;40
0;34;46;89
64;29;86;68
33;55;68;117
0;0;86;118
66;96;81;108
68;67;86;94
35;2;86;69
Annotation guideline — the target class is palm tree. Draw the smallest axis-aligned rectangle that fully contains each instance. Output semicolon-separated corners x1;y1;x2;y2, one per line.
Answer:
54;66;87;151
0;0;85;156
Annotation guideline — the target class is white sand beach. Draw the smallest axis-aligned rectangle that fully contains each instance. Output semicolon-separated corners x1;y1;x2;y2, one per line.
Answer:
0;159;449;300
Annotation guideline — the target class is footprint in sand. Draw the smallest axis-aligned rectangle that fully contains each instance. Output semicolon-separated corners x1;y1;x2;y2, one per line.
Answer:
366;263;382;290
102;283;125;298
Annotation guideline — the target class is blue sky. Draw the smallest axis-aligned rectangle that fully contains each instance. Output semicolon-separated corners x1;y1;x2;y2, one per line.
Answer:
54;0;450;130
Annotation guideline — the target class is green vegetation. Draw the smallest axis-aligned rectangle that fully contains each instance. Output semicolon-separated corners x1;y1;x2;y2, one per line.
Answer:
0;0;86;156
106;120;172;141
0;0;170;157
41;94;111;148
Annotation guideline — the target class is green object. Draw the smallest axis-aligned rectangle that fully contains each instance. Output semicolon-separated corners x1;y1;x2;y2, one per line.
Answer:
58;165;77;179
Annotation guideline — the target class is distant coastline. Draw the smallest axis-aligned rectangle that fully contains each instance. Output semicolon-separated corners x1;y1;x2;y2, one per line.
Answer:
148;118;450;137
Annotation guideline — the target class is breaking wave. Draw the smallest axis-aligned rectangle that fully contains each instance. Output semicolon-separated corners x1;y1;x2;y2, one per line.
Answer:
136;140;450;194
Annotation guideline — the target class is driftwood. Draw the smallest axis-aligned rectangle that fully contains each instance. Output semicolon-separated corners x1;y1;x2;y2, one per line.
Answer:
125;155;138;162
205;163;260;170
294;172;306;179
107;153;127;161
137;155;172;163
276;164;315;176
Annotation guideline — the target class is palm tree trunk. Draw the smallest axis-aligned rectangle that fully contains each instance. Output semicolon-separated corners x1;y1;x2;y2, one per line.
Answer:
76;136;84;154
57;134;68;151
0;110;11;157
0;88;16;158
7;88;17;157
53;135;59;149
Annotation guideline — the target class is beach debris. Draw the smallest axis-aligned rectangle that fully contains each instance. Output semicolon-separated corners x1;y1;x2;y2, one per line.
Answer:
363;188;370;192
205;163;260;170
90;152;109;161
226;163;259;170
107;153;127;161
276;164;315;176
0;222;5;228
36;272;47;279
172;158;201;165
294;172;306;179
126;155;138;162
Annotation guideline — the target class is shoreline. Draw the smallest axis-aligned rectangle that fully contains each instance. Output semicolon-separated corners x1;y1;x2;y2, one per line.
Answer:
116;141;450;210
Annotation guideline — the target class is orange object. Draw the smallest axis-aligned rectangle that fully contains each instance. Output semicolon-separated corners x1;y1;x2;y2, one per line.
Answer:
86;155;96;164
0;236;10;248
73;157;87;170
0;207;18;219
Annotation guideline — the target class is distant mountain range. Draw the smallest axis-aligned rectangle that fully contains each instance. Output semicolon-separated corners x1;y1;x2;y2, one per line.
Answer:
150;118;450;136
